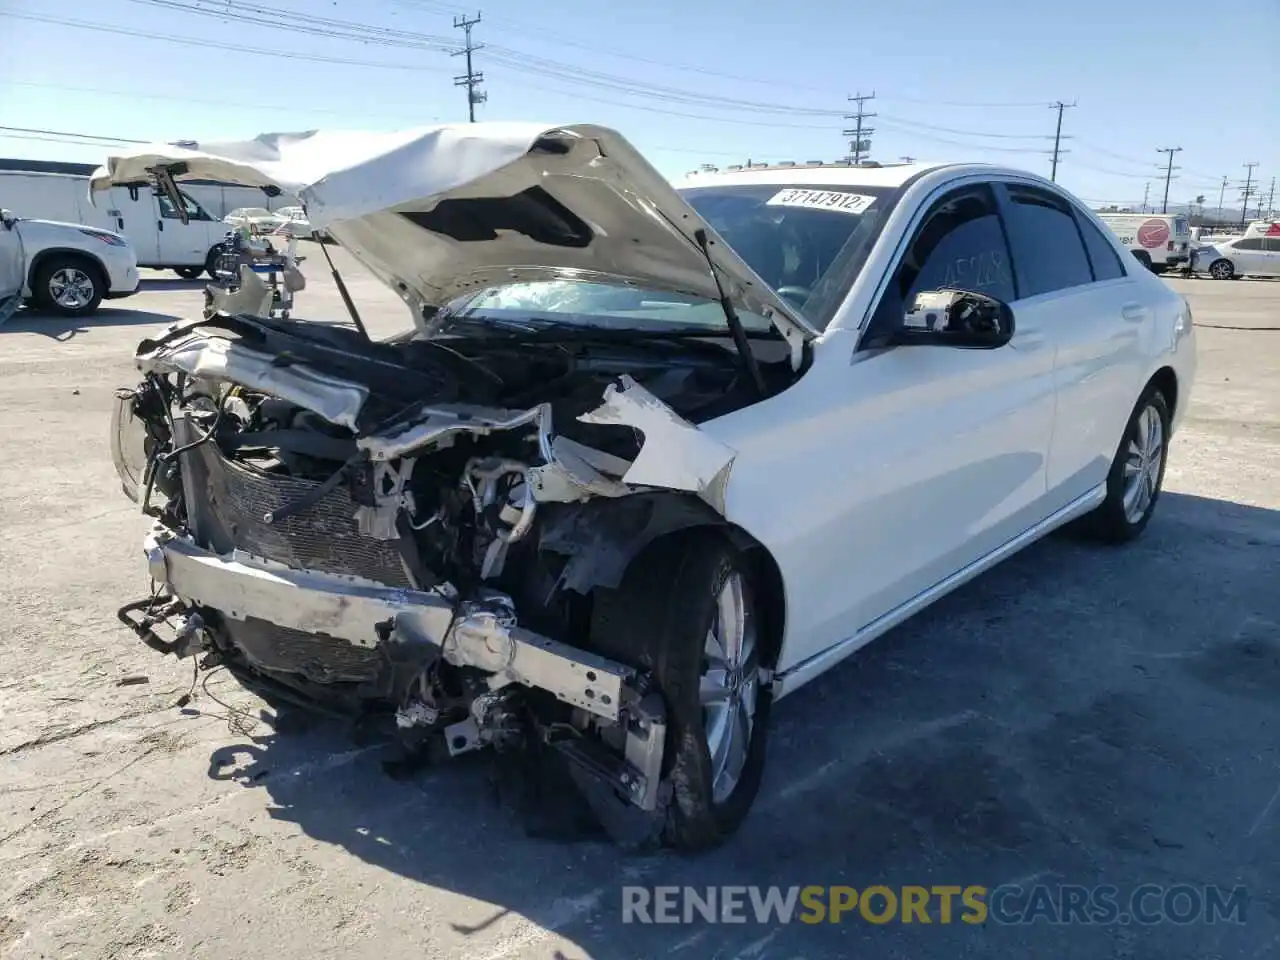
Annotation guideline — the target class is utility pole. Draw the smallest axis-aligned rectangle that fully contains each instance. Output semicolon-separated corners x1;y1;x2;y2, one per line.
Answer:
1048;100;1075;182
842;92;876;165
1216;175;1227;221
1156;146;1182;214
899;155;916;163
1141;182;1150;214
1239;162;1259;229
1266;177;1276;219
452;13;486;123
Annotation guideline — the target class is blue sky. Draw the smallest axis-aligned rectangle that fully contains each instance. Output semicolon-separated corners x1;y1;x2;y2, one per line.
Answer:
1;0;1276;209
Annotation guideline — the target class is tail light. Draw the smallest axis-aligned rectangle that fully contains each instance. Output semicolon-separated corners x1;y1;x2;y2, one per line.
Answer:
1167;241;1174;251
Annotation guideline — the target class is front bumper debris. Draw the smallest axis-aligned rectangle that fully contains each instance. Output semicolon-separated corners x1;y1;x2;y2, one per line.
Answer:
142;525;632;723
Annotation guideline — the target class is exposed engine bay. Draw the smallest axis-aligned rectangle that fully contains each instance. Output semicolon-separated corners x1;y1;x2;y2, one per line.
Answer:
113;309;798;839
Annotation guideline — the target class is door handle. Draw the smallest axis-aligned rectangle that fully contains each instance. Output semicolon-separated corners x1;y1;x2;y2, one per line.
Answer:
116;217;124;230
157;220;164;231
1121;303;1147;323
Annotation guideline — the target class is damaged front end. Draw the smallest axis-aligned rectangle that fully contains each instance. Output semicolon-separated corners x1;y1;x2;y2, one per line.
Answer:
111;310;758;827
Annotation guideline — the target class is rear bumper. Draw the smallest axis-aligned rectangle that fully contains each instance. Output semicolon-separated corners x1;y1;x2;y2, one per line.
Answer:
142;526;631;722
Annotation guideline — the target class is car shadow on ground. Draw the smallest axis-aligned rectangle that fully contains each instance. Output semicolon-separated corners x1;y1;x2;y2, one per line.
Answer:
0;306;181;340
200;491;1280;959
139;277;209;292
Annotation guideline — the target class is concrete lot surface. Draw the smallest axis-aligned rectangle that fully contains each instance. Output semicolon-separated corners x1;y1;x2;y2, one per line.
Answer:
1;253;1276;959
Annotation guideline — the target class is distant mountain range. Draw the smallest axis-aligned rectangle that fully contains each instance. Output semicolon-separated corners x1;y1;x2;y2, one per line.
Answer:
1093;201;1270;224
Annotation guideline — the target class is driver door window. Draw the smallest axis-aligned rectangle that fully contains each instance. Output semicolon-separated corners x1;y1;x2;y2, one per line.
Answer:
867;184;1015;341
157;193;211;222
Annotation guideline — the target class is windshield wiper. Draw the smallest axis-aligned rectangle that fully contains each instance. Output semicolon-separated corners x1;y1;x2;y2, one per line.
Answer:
692;228;767;397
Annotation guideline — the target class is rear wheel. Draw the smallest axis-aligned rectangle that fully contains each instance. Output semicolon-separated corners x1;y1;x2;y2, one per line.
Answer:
33;256;104;316
589;532;771;851
1080;388;1170;543
204;245;225;279
174;266;203;280
1209;258;1234;280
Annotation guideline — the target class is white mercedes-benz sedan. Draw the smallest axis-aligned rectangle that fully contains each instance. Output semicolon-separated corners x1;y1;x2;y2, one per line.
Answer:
99;124;1196;850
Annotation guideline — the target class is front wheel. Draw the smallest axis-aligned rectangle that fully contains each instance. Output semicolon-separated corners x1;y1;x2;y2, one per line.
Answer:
33;256;104;316
1080;388;1171;543
589;533;771;850
1209;258;1234;280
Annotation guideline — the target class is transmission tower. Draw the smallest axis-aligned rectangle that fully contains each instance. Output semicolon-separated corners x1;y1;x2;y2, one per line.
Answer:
842;92;876;165
452;13;486;123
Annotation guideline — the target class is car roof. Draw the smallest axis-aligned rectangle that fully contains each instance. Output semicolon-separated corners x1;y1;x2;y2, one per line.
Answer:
674;160;955;190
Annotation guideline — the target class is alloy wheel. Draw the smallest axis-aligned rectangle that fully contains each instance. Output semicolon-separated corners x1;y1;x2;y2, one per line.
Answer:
1122;403;1165;524
48;267;96;309
699;571;759;804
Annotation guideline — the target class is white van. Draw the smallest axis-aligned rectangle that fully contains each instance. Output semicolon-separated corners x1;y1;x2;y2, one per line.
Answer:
1095;212;1191;272
0;170;230;278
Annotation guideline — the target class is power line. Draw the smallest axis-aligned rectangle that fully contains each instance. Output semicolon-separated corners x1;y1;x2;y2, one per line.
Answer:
1;79;440;123
121;0;852;117
843;92;876;164
876;114;1050;140
451;12;486;123
0;11;441;72
0;125;146;144
1156;147;1183;214
388;0;835;93
875;118;1048;154
1048;100;1076;182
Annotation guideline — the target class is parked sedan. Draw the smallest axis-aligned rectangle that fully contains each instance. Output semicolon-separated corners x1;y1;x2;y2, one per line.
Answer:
1191;235;1280;279
100;124;1195;850
273;205;317;239
223;206;286;235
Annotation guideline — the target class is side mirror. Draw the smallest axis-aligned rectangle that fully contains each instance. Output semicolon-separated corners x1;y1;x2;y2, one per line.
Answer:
890;289;1015;349
0;209;15;230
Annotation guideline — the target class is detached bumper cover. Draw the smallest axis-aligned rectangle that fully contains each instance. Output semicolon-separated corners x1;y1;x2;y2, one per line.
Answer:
143;526;633;722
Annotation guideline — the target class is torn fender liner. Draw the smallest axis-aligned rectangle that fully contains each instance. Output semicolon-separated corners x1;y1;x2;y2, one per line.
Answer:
539;494;731;594
578;375;736;514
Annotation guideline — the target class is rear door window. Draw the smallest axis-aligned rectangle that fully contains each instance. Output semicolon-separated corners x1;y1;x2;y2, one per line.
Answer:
1003;185;1095;297
1075;214;1128;281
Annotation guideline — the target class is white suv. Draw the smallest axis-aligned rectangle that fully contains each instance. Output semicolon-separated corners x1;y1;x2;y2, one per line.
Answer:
0;208;140;319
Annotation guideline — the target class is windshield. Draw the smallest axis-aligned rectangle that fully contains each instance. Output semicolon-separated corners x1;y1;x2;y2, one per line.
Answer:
433;181;896;336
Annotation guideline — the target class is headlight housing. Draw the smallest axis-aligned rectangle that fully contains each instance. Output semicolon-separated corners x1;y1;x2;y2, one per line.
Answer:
79;228;128;247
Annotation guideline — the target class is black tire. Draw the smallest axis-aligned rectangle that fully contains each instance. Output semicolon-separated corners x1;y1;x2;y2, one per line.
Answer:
1208;258;1234;281
32;255;104;317
589;532;771;851
1079;387;1171;543
174;266;203;280
1132;251;1154;272
204;245;225;279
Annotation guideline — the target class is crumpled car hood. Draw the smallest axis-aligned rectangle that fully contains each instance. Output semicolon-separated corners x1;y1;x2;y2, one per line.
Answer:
90;123;816;353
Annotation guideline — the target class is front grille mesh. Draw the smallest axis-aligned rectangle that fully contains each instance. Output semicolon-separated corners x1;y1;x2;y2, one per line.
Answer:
187;442;412;588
